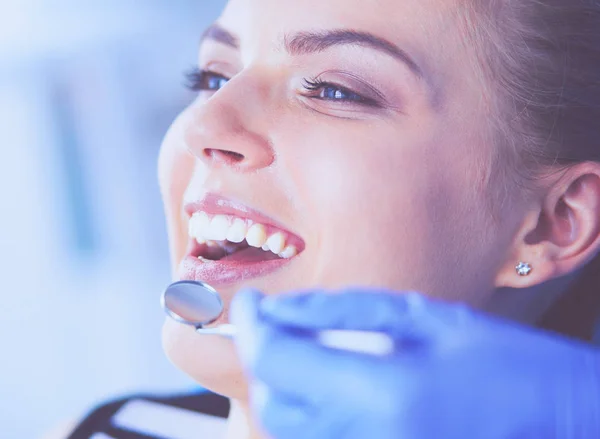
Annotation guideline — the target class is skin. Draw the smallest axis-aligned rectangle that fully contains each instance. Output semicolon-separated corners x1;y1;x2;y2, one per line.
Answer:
157;0;600;437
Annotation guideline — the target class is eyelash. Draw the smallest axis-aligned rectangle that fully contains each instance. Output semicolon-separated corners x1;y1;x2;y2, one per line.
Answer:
300;77;379;107
184;68;380;108
185;68;229;92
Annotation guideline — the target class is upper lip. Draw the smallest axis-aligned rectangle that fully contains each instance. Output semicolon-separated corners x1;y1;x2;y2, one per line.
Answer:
184;192;300;238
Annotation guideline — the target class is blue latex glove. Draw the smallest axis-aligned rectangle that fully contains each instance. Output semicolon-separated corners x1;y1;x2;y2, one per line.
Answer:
230;289;600;439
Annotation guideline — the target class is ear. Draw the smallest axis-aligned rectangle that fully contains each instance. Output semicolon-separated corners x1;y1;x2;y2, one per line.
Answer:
495;163;600;288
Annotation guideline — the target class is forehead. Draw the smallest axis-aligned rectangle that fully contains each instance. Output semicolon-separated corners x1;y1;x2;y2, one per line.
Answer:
216;0;481;112
213;0;489;120
218;0;464;60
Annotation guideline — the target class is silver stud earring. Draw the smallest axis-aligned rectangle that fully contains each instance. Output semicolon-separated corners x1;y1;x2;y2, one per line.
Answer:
516;262;533;276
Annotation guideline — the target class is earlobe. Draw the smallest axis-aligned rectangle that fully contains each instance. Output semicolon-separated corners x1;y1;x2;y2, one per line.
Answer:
494;255;558;289
494;165;600;289
493;203;555;289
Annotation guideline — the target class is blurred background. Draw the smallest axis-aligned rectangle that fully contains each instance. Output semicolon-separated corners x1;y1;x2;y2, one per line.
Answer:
0;1;226;437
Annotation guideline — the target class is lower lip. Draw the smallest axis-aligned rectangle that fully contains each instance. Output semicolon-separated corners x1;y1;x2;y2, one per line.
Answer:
178;255;293;286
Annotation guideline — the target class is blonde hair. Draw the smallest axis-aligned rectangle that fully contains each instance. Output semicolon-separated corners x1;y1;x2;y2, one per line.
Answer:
468;0;600;338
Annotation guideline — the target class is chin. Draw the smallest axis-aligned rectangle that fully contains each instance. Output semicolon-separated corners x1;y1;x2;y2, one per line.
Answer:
162;318;249;400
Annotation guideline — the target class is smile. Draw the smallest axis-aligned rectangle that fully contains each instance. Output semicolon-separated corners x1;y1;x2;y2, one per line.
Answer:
189;212;299;261
179;194;304;286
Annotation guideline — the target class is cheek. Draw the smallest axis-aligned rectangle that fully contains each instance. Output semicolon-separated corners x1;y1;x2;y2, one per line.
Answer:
281;121;489;296
318;151;438;285
158;118;194;209
158;115;196;273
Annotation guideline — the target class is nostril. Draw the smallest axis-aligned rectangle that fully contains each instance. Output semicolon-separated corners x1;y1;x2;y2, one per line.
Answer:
204;149;245;164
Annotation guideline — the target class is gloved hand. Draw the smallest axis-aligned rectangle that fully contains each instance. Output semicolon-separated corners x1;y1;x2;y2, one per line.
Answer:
230;288;600;439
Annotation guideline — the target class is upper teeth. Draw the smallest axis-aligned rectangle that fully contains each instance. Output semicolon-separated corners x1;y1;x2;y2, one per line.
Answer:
188;212;298;259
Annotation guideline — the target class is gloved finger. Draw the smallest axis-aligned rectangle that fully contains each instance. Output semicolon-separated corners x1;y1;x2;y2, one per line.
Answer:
230;288;266;369
235;311;406;408
259;289;474;339
249;381;315;439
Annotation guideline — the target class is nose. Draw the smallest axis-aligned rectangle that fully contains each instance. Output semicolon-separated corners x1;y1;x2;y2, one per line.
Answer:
184;76;275;172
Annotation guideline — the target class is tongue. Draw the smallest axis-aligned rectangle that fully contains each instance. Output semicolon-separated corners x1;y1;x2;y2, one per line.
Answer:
220;246;281;263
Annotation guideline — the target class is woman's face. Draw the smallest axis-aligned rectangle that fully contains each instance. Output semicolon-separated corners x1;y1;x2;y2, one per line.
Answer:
159;0;520;398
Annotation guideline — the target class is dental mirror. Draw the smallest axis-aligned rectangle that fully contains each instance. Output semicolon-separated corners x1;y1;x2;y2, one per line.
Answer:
162;280;224;327
161;280;395;356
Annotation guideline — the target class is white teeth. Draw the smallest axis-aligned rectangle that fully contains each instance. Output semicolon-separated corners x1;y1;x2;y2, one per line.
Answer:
266;232;286;255
189;211;300;259
206;215;230;241
226;218;248;244
279;245;298;259
188;220;195;239
190;212;210;243
246;223;268;248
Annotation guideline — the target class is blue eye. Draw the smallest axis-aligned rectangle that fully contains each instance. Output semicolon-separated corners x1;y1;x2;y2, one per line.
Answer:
319;86;363;102
206;74;229;91
185;68;229;92
301;78;379;107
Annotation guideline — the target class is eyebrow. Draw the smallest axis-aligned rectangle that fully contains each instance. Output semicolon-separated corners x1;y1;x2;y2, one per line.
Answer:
201;24;423;79
284;30;424;78
201;24;239;49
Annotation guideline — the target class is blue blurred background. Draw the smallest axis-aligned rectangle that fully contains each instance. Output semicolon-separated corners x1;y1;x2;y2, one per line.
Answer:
0;1;226;437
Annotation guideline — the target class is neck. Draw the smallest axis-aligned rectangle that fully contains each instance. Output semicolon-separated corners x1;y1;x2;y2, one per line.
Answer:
225;399;265;439
485;270;582;325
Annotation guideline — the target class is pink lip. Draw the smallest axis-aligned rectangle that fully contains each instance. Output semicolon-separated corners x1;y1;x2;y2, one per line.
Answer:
179;193;304;287
179;255;294;287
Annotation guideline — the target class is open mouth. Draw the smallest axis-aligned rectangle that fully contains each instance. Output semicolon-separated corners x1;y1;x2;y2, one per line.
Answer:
193;239;286;263
188;212;304;264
